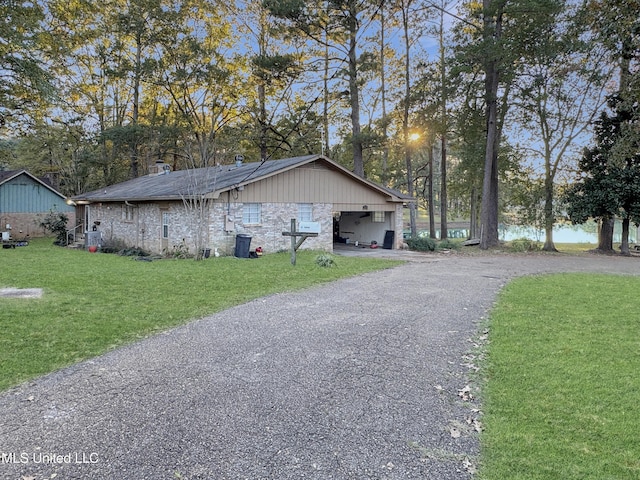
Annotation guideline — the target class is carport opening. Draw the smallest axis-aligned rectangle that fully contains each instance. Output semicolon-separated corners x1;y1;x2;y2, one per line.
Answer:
333;211;395;249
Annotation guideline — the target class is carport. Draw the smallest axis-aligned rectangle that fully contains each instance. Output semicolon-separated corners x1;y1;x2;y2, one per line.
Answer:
333;204;405;249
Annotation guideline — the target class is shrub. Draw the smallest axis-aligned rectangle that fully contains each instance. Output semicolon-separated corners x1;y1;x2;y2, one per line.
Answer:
406;236;436;252
101;237;150;257
436;239;461;251
40;210;69;245
163;240;192;259
119;247;151;257
101;237;128;254
509;238;541;252
315;253;336;268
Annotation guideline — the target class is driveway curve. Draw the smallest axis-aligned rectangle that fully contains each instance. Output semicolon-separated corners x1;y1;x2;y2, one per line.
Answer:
0;253;638;480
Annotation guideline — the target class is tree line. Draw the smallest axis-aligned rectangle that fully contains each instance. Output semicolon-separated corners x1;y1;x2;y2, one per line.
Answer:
1;0;638;252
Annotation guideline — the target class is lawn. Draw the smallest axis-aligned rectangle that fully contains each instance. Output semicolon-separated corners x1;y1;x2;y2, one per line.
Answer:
480;273;640;479
0;238;400;391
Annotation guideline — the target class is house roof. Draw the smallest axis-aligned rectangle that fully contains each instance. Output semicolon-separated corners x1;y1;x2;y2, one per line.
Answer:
72;155;413;204
0;169;67;200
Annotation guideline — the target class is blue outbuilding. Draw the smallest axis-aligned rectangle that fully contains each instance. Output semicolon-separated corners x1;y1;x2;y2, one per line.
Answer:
0;170;75;240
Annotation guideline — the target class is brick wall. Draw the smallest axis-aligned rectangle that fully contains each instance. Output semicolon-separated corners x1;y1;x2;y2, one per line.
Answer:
0;212;76;239
394;204;405;248
89;201;334;256
209;202;333;256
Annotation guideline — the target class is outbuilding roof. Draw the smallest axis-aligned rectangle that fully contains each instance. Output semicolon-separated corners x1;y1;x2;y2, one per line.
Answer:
72;155;412;204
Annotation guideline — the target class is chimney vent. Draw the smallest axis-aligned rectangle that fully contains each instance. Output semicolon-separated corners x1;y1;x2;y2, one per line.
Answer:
149;161;172;175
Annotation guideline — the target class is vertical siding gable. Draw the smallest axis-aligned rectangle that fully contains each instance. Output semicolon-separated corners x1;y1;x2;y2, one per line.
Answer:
0;174;73;213
236;165;393;206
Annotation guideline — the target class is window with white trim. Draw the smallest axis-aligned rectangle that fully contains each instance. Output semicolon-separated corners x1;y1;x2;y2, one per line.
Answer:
298;203;313;223
162;212;170;239
243;203;261;224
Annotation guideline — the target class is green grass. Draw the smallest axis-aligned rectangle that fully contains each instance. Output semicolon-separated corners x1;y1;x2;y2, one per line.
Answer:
553;243;598;254
480;273;640;480
0;238;400;391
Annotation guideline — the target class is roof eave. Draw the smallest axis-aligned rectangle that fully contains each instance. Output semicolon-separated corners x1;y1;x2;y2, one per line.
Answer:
71;196;186;203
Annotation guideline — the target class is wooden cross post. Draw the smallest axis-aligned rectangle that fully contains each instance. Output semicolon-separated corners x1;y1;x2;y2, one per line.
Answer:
282;218;318;265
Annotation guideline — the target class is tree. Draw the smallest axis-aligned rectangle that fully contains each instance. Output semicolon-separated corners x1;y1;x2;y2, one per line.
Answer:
582;0;640;248
399;0;418;237
158;0;246;259
511;4;611;251
159;1;245;168
565;96;640;254
0;0;52;130
413;131;437;238
236;2;308;161
435;0;451;240
40;210;70;245
456;0;564;249
271;100;324;156
111;0;179;178
12;121;96;196
263;0;380;177
47;0;136;187
448;88;485;239
478;0;505;249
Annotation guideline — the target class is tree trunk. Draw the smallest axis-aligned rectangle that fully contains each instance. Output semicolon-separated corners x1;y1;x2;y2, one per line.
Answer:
428;141;436;238
405;137;416;237
323;40;330;157
480;1;502;250
440;135;448;240
542;174;557;251
469;185;478;239
480;87;500;249
130;31;142;179
402;0;415;236
597;216;615;252
348;15;364;177
620;217;630;255
258;82;268;160
438;4;448;240
380;6;389;185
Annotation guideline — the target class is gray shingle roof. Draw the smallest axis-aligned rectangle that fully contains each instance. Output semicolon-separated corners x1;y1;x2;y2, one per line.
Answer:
72;155;412;203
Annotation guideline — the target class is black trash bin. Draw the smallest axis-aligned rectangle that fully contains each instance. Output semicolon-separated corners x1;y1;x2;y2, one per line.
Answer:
382;230;395;249
234;234;252;258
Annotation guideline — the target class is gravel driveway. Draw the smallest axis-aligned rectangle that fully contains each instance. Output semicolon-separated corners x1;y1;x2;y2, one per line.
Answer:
0;252;637;480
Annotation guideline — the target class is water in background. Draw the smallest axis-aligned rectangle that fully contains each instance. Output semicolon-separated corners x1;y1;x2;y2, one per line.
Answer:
500;222;637;244
412;222;637;244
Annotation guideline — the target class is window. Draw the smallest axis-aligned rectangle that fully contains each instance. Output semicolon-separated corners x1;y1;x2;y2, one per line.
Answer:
123;205;134;221
243;203;261;224
373;211;385;223
298;203;313;223
162;212;169;239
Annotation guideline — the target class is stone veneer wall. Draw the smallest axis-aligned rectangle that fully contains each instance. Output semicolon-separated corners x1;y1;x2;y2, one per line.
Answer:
209;202;334;256
394;204;404;248
91;202;201;254
90;201;334;256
